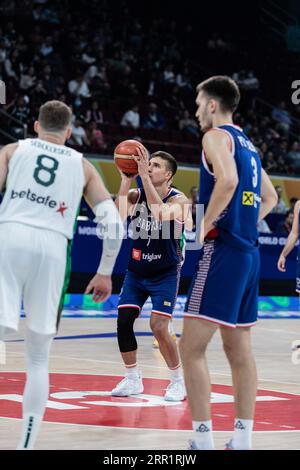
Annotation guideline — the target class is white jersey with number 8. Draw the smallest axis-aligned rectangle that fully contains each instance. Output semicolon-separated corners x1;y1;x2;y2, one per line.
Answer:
0;138;85;239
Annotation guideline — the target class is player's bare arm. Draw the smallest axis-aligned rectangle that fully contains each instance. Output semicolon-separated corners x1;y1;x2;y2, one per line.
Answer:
0;143;18;192
114;168;139;221
278;200;300;272
202;130;239;236
165;194;193;227
259;168;278;222
82;158;124;302
152;193;193;225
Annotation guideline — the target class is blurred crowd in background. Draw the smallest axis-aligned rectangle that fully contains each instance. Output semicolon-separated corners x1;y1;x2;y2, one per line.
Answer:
0;0;299;231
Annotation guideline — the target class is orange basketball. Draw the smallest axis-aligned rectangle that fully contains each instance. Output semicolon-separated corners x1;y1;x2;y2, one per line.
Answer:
114;139;143;176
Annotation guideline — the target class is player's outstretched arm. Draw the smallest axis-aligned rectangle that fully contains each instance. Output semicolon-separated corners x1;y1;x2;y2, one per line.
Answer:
277;200;300;272
0;143;18;192
82;158;124;302
259;168;278;222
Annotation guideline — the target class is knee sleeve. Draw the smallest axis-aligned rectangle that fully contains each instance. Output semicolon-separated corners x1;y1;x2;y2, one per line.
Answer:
117;307;139;353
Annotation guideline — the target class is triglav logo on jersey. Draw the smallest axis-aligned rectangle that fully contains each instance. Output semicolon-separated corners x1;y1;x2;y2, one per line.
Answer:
131;249;162;262
132;248;142;261
10;189;68;217
142;253;162;262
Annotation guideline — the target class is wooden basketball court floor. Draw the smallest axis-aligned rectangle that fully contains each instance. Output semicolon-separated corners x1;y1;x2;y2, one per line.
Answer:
0;314;299;450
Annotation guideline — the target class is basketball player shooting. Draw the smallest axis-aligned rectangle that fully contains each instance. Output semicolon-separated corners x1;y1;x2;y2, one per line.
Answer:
112;145;192;401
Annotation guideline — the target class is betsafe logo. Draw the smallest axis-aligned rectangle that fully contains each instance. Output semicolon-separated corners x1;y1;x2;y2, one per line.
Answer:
10;189;68;217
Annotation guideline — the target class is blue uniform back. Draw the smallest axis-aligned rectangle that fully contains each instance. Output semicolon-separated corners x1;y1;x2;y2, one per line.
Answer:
127;188;185;276
200;124;261;252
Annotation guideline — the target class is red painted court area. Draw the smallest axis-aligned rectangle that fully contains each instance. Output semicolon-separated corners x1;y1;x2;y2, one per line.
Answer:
1;372;299;431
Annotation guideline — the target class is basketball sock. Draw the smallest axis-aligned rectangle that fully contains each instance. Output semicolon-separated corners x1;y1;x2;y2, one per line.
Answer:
125;364;139;377
17;414;43;450
169;364;183;381
192;420;215;450
16;329;53;450
232;418;253;450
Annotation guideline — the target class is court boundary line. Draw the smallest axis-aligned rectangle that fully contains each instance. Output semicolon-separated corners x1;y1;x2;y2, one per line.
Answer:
1;415;300;434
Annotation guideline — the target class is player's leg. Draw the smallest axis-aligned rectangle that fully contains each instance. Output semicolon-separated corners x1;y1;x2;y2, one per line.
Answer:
20;229;68;449
112;271;147;396
221;249;259;450
181;239;252;449
149;266;185;400
220;326;257;450
117;306;140;367
180;318;218;449
149;266;180;367
153;318;177;348
0;223;24;336
112;305;143;396
17;329;54;450
150;313;185;401
150;315;179;367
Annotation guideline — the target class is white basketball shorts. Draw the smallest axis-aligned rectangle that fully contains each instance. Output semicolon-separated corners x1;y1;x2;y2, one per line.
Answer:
0;222;68;335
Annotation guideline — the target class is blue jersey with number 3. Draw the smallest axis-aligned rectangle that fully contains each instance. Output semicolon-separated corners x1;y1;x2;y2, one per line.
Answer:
200;124;262;252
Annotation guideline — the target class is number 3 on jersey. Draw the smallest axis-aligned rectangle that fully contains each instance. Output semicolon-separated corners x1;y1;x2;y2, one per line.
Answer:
33;155;59;187
251;156;258;188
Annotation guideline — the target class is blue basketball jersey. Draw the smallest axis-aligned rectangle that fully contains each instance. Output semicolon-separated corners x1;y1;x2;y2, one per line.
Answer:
127;187;186;276
200;124;261;252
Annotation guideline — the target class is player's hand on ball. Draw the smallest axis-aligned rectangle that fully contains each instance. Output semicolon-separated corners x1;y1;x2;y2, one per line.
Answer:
116;166;137;180
134;145;149;178
277;254;286;272
85;273;112;302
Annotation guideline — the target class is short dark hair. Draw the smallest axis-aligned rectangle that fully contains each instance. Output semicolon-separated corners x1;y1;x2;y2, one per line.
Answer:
150;151;178;177
38;100;72;132
196;75;240;113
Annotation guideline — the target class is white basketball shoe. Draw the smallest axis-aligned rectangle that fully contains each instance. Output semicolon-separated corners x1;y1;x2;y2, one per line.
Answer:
111;373;144;397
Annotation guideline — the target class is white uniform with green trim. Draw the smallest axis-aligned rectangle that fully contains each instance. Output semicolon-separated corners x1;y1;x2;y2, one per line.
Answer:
0;138;85;335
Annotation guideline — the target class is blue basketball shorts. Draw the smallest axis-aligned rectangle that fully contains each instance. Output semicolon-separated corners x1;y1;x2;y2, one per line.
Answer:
184;238;260;328
118;266;181;318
